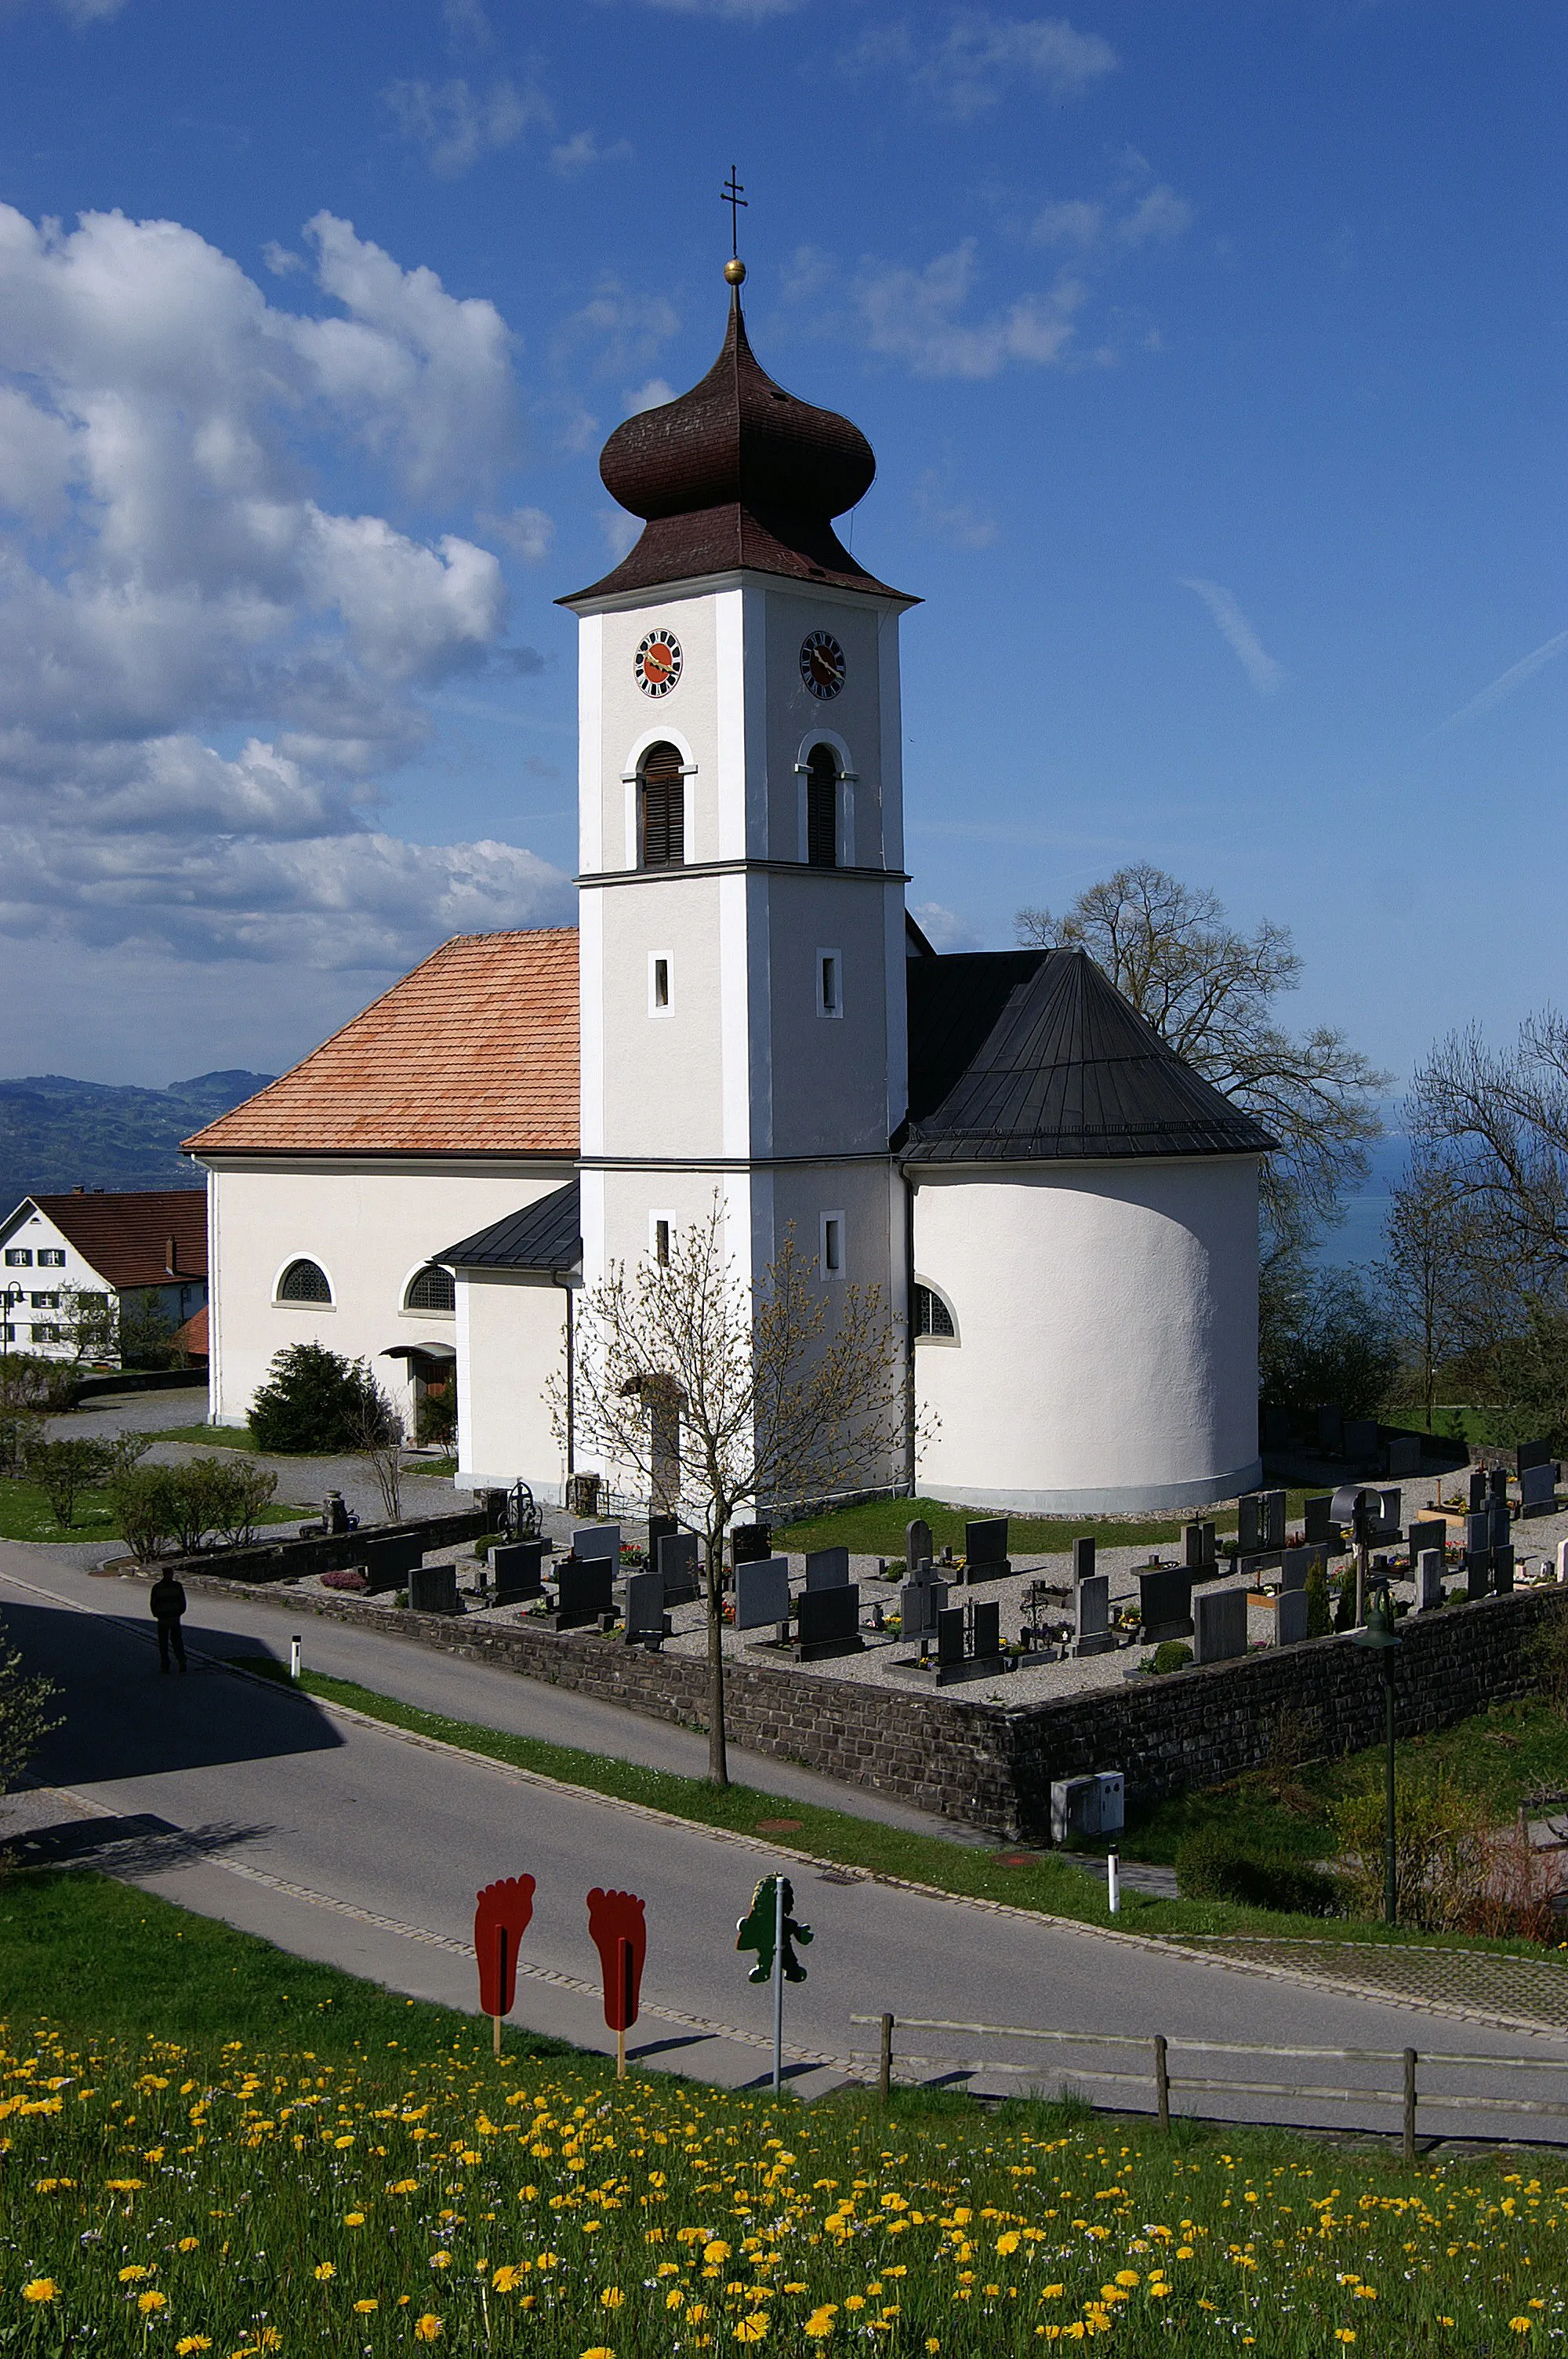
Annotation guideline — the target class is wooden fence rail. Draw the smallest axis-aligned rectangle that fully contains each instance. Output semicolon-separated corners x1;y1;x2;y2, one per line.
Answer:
849;2015;1568;2161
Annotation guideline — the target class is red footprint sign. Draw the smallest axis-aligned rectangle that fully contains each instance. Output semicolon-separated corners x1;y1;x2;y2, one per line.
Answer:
474;1875;535;2053
586;1887;646;2075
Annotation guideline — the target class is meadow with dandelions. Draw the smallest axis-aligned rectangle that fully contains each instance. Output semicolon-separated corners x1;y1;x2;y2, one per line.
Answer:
5;2023;1568;2356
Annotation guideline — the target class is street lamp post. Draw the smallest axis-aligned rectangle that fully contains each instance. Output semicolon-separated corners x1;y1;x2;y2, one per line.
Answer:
1352;1588;1403;1925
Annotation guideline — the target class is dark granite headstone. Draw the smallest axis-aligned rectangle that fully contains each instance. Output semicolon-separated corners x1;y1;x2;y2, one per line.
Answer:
1074;1572;1112;1658
1489;1497;1512;1550
935;1606;965;1670
1468;1469;1488;1512
1072;1535;1096;1585
804;1546;851;1591
1489;1467;1508;1503
1238;1493;1264;1555
647;1512;678;1563
1304;1496;1336;1548
1344;1417;1378;1466
967;1598;1002;1660
731;1521;771;1565
1376;1488;1402;1537
1519;1438;1555;1476
1276;1589;1310;1646
571;1522;621;1563
1184;1519;1218;1572
362;1532;424;1593
1194;1586;1247;1665
1279;1547;1312;1594
1316;1404;1345;1456
905;1517;934;1570
1415;1549;1444;1611
1494;1543;1516;1596
657;1530;700;1604
1465;1551;1491;1601
735;1558;791;1631
1465;1510;1490;1558
900;1577;949;1641
964;1518;1010;1578
797;1583;860;1656
1407;1520;1446;1572
623;1569;668;1640
1521;1463;1557;1514
1387;1435;1422;1478
408;1562;458;1615
1139;1566;1193;1641
490;1539;545;1603
553;1560;614;1628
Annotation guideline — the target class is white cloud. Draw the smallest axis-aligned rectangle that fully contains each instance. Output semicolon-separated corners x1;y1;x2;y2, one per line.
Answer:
623;376;674;414
855;241;1085;379
913;471;997;549
1119;184;1193;246
633;0;802;16
1031;198;1105;250
1033;180;1192;253
1434;627;1568;733
853;12;1116;119
383;75;550;176
910;900;983;953
0;202;568;991
261;240;305;277
550;129;632;178
1180;578;1285;696
443;0;492;45
53;0;127;19
599;510;641;561
481;505;555;561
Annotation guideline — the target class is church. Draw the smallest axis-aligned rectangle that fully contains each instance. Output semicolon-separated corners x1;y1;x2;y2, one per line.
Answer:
186;262;1269;1516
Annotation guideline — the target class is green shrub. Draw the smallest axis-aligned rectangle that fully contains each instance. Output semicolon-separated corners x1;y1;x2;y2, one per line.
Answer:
0;1351;80;1411
109;1464;178;1562
109;1458;278;1560
25;1437;114;1528
1305;1558;1332;1637
0;1409;43;1478
1174;1827;1343;1916
1150;1639;1193;1675
249;1343;387;1453
416;1388;456;1447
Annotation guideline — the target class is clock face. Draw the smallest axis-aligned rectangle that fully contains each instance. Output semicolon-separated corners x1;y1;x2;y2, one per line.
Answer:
635;629;683;698
800;629;846;700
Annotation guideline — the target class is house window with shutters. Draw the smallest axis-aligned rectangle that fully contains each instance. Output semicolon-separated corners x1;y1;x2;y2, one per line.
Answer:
638;742;685;868
806;743;839;867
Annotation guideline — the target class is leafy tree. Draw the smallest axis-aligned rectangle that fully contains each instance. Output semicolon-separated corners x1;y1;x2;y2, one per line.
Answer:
25;1437;114;1527
1259;1262;1402;1419
0;1612;60;1793
1016;863;1387;1260
56;1285;118;1365
249;1343;390;1454
555;1198;913;1787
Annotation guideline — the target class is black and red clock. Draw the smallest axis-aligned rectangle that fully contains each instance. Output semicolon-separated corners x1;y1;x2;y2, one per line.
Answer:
635;629;683;698
800;628;846;700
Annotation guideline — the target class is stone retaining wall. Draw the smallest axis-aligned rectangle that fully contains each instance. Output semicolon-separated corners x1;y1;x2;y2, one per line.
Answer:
187;1572;1568;1842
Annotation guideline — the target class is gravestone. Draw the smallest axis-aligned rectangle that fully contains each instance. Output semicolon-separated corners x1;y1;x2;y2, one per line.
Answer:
1494;1543;1516;1596
796;1583;861;1660
1193;1586;1247;1665
1238;1492;1265;1555
1316;1404;1345;1456
967;1598;1003;1661
1387;1435;1422;1478
1303;1496;1337;1548
1465;1551;1491;1601
1520;1463;1557;1515
1072;1536;1096;1586
1489;1497;1512;1550
1279;1547;1312;1594
647;1512;678;1564
1344;1417;1379;1467
1468;1470;1488;1512
1275;1588;1310;1646
1489;1467;1509;1503
361;1532;424;1593
804;1547;850;1591
900;1577;948;1643
731;1521;771;1566
735;1557;791;1632
1407;1519;1445;1571
1184;1519;1218;1572
964;1518;1011;1580
1465;1510;1490;1559
905;1517;934;1571
1376;1488;1402;1536
657;1530;701;1604
623;1569;670;1643
935;1607;966;1673
572;1523;621;1564
1415;1548;1444;1611
552;1560;615;1629
408;1562;458;1616
1519;1438;1555;1476
1138;1566;1193;1641
490;1539;545;1604
1074;1572;1112;1658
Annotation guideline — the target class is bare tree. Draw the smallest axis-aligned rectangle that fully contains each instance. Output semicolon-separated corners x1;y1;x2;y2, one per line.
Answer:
1375;1147;1487;1428
1017;863;1387;1259
347;1384;408;1522
553;1198;913;1787
0;1611;61;1793
1408;1011;1568;1292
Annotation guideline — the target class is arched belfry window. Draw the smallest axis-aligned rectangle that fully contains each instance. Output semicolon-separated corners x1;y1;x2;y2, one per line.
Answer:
404;1264;456;1314
806;743;839;868
278;1258;332;1305
913;1282;956;1339
639;742;685;868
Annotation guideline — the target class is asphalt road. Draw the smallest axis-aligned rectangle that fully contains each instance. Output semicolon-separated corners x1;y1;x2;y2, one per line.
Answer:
5;1541;1568;2138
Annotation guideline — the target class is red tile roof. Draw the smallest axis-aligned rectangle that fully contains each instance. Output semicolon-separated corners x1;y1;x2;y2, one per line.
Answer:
28;1190;209;1287
173;1303;209;1359
183;930;579;1160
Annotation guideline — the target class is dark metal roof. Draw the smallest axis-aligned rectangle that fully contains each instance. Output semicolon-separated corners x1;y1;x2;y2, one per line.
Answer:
563;294;915;608
439;1180;581;1272
904;949;1276;1165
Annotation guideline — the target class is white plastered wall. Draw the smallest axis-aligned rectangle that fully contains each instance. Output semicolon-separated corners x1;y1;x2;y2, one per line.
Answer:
454;1268;570;1494
912;1158;1262;1513
201;1161;572;1432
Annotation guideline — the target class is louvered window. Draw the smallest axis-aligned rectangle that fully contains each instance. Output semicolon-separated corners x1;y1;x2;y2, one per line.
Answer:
404;1264;456;1313
639;743;685;867
806;743;838;867
913;1283;956;1339
278;1258;332;1304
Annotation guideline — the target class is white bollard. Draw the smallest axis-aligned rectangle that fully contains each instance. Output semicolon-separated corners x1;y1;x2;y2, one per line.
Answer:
289;1636;302;1682
1556;1539;1568;1586
1107;1849;1120;1915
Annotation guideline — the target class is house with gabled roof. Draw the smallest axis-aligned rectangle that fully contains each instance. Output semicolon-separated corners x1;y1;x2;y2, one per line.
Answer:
185;268;1269;1512
0;1187;207;1360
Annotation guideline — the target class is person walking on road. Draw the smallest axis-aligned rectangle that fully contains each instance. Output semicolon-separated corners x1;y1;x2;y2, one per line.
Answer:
150;1568;187;1674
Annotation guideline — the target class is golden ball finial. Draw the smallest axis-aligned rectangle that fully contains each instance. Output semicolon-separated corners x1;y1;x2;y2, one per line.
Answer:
724;256;746;286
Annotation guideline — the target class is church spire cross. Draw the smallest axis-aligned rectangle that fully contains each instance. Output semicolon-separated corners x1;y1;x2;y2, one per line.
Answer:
721;166;748;285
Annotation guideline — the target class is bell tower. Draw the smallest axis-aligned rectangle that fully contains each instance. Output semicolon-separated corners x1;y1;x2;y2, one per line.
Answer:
560;260;920;1342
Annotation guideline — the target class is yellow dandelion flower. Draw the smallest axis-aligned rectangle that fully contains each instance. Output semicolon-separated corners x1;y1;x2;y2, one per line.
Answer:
666;2289;685;2310
344;2213;365;2226
176;2341;212;2356
996;2234;1021;2256
804;2306;838;2340
413;2314;444;2342
735;2320;769;2346
354;2299;378;2314
138;2292;169;2314
1335;2335;1356;2346
492;2268;524;2294
430;2253;452;2270
927;2343;941;2355
601;2288;625;2309
314;2261;336;2281
1509;2324;1534;2338
580;2349;616;2359
178;2237;199;2253
119;2266;153;2283
706;2241;732;2266
22;2281;60;2304
1043;2285;1065;2300
1114;2272;1139;2289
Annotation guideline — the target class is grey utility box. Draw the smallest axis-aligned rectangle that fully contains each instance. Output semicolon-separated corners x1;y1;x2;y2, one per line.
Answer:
1050;1770;1125;1846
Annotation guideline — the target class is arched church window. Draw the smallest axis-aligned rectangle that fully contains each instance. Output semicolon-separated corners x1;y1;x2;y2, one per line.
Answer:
806;743;839;868
639;743;685;868
278;1258;332;1305
913;1282;956;1339
404;1263;456;1313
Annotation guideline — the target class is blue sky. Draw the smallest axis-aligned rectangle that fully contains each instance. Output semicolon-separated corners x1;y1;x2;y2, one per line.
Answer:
0;0;1560;1098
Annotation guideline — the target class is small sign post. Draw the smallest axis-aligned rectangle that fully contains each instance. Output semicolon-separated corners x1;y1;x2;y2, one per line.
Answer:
587;1888;647;2079
474;1875;535;2059
736;1872;812;2095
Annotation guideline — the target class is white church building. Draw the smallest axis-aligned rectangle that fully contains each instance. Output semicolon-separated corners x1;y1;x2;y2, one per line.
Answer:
187;269;1269;1515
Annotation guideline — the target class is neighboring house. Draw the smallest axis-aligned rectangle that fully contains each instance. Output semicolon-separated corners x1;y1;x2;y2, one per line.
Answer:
186;274;1270;1513
0;1189;208;1359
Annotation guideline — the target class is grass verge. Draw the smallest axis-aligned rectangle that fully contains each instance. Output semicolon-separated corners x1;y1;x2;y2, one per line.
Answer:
0;1475;303;1544
227;1655;1566;1962
2;1869;1563;2354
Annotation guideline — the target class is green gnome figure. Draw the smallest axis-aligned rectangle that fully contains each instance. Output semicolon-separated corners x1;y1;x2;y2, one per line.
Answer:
736;1874;813;1983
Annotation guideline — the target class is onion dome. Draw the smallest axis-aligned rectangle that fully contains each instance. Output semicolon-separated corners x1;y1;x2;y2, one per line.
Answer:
562;280;914;606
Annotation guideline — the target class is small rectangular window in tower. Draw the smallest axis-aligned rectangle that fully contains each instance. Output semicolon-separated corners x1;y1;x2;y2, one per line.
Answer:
818;951;841;1019
652;1216;671;1267
821;1213;844;1278
648;953;671;1015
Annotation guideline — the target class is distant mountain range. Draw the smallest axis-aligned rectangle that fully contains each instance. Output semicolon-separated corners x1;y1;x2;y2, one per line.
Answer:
0;1071;275;1214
